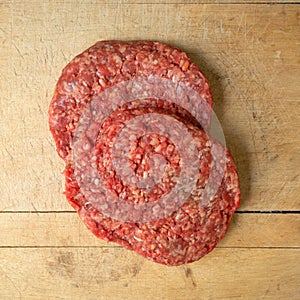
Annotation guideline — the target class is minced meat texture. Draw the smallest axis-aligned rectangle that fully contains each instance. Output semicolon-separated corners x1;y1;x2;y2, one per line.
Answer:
49;41;212;159
48;41;240;266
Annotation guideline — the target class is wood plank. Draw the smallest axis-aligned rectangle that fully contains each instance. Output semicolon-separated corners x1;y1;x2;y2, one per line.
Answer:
0;3;299;212
9;0;300;4
0;248;299;299
0;213;299;248
1;2;299;299
0;3;10;71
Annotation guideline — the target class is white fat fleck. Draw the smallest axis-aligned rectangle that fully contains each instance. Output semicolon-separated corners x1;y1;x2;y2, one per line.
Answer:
133;236;143;242
129;134;136;141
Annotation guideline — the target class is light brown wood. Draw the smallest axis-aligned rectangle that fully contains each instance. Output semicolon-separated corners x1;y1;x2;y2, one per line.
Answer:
0;2;299;211
0;248;299;299
0;1;299;299
0;212;299;248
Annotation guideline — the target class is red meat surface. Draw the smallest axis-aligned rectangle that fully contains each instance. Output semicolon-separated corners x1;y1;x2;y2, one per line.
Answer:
49;41;240;265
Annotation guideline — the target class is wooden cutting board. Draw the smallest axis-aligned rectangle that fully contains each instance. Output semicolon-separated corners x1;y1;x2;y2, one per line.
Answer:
0;1;299;299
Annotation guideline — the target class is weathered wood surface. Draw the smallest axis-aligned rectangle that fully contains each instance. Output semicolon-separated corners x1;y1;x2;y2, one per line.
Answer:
0;248;299;299
0;213;299;248
0;1;299;299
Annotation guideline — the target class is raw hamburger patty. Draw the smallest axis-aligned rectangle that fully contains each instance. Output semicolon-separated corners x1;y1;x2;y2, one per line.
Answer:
49;41;212;159
65;104;239;265
66;151;238;266
49;41;240;266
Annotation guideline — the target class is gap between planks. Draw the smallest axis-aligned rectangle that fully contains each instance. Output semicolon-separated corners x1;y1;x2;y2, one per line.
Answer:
1;210;299;213
8;1;300;5
0;246;299;249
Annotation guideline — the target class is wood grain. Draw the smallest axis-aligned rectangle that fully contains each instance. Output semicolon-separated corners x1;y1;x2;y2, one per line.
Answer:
0;248;299;299
1;2;299;211
0;213;299;248
0;1;299;299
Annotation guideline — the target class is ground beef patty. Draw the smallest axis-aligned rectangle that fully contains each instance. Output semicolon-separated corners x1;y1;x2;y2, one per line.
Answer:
49;41;240;266
49;41;212;159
